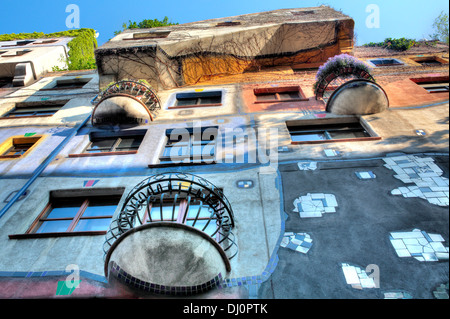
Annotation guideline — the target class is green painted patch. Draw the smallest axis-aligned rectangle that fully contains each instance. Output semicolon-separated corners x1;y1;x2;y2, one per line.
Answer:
56;280;81;296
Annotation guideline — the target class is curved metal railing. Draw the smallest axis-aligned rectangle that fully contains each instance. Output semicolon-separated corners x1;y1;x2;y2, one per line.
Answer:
103;172;237;261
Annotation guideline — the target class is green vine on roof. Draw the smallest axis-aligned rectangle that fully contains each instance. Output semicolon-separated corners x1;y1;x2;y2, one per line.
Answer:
0;28;98;71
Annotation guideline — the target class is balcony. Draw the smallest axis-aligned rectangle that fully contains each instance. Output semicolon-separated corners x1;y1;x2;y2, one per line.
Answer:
103;172;237;295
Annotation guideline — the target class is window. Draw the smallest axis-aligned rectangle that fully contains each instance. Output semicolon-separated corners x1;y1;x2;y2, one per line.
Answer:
254;86;308;103
369;58;403;67
417;81;449;93
9;190;124;239
156;127;217;166
1;49;32;57
169;91;222;109
0;136;42;159
69;130;146;157
287;118;379;144
40;77;92;91
2;101;67;118
410;56;446;66
142;198;219;237
131;30;171;39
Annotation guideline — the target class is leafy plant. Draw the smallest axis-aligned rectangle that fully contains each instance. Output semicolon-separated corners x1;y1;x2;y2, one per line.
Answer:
114;16;178;36
430;10;449;44
363;37;416;51
0;29;98;70
313;54;372;91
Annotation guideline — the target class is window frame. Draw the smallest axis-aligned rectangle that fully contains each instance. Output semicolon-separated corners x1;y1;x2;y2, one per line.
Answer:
1;101;68;119
286;118;381;144
168;91;223;109
253;86;309;103
153;127;218;167
39;77;92;91
410;77;449;94
69;130;146;158
9;190;124;239
0;135;43;159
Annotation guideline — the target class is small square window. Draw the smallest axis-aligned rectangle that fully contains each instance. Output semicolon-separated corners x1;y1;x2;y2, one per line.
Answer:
169;91;223;109
254;86;308;103
132;30;171;39
2;101;68;118
369;58;403;67
41;78;92;91
1;49;32;57
0;136;42;159
85;135;143;154
69;130;146;158
410;77;449;93
286;118;379;144
156;127;218;166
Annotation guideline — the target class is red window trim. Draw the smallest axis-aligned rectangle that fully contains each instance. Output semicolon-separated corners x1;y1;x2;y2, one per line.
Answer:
253;85;309;103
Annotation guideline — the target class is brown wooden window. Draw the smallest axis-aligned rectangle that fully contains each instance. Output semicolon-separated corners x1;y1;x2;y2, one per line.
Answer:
9;193;122;239
0;136;42;159
254;86;308;103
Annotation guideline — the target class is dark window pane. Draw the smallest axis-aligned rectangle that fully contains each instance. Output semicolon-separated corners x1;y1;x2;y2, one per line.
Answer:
279;92;300;100
116;137;143;150
199;95;221;104
176;98;198;106
88;139;116;152
256;93;277;101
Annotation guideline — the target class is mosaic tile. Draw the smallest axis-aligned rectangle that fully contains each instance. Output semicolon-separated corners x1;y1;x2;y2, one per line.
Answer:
384;291;413;299
355;171;376;180
297;162;317;171
384;155;449;207
280;232;313;254
389;229;449;262
341;263;377;289
293;193;338;218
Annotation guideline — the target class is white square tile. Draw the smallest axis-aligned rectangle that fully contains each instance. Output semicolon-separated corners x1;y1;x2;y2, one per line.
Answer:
342;266;360;285
430;242;447;253
428;233;445;242
390;239;407;250
395;249;411;257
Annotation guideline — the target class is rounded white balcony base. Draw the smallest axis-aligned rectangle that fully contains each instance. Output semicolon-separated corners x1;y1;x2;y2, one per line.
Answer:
92;94;153;127
326;79;389;115
105;222;230;294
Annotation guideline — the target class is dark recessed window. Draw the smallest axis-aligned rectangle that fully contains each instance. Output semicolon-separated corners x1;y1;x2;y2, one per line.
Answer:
369;59;403;67
2;101;67;118
254;86;308;103
158;127;218;166
85;136;143;153
1;49;32;57
410;56;447;66
287;118;377;144
131;30;171;39
41;78;92;91
170;91;222;109
416;80;449;93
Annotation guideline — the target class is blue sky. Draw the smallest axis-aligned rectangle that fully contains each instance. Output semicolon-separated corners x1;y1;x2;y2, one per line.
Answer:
0;0;448;46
